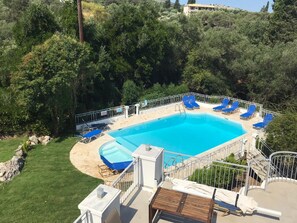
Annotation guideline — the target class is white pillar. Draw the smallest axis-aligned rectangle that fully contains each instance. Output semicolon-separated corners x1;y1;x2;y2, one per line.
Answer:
135;103;140;115
241;138;248;157
132;144;164;191
78;184;121;223
251;133;259;152
124;106;129;119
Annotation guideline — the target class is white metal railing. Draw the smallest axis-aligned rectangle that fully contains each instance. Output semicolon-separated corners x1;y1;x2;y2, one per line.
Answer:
111;159;139;203
73;210;92;223
267;151;297;185
75;92;282;126
261;108;280;118
256;138;275;158
165;155;253;195
164;136;245;179
139;93;189;111
75;105;125;125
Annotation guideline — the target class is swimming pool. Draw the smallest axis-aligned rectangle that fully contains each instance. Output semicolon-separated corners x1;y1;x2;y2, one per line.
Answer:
99;113;246;167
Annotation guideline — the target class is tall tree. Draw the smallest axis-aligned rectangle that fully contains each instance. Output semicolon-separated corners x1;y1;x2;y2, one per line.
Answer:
101;2;168;91
260;1;269;12
57;0;78;38
174;0;180;11
12;34;96;135
164;0;171;9
13;4;59;52
3;0;29;22
187;0;196;4
77;0;84;42
269;0;297;43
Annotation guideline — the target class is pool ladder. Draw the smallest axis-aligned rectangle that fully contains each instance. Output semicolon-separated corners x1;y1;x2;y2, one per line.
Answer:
164;155;185;170
175;103;186;114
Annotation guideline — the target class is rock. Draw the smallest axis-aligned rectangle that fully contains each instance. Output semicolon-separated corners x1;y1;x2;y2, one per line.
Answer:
0;163;5;177
0;156;25;182
29;135;38;145
15;146;24;158
38;136;51;145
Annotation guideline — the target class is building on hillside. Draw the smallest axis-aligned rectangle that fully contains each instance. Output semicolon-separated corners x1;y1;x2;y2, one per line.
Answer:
183;3;238;15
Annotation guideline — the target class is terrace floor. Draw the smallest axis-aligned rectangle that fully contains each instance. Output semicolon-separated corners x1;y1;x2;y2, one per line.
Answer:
70;102;262;181
121;181;297;223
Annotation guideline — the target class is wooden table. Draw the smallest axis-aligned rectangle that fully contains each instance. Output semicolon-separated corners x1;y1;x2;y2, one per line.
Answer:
149;187;214;223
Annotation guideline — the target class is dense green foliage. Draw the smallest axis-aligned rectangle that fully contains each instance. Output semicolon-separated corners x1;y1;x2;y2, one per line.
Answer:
122;80;140;104
266;112;297;152
0;137;101;222
12;34;97;135
0;0;297;135
13;4;59;52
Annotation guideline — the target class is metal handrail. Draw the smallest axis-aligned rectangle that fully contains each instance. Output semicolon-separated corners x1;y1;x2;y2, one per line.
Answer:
265;151;297;189
111;160;136;187
73;210;91;223
75;92;281;126
257;138;275;158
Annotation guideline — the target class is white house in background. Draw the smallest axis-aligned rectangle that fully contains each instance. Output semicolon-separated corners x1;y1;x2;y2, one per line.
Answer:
183;3;238;16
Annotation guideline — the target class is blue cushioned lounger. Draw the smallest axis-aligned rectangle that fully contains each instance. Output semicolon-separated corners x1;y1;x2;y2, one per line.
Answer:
213;98;230;111
182;95;194;109
81;129;102;143
189;95;200;109
240;104;256;119
253;114;273;129
222;101;239;114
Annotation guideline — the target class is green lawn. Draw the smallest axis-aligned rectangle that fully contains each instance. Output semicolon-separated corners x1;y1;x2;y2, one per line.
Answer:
0;136;27;162
0;137;102;223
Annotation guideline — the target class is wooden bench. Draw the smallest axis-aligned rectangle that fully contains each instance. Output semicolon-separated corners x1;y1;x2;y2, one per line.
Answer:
149;187;214;223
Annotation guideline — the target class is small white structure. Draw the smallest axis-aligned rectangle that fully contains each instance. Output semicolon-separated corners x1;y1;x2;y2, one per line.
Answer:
135;103;140;115
78;184;121;223
132;144;164;191
124;106;129;119
183;3;237;16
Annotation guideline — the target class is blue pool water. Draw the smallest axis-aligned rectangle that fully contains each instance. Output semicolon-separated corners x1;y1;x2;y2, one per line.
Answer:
107;113;246;158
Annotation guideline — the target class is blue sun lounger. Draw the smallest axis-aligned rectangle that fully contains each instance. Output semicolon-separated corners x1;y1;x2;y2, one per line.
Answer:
240;104;256;119
213;98;230;111
222;101;239;114
189;95;200;109
182;95;194;109
253;114;273;129
81;129;102;143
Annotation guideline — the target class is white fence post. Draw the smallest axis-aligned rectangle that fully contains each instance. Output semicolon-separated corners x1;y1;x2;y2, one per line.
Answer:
124;106;129;119
135;103;140;115
251;133;259;152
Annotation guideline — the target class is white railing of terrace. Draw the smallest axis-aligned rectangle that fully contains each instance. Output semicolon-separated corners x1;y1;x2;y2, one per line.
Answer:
162;135;266;195
75;92;282;126
110;159;139;204
73;210;91;223
266;151;297;185
164;135;246;178
165;156;254;195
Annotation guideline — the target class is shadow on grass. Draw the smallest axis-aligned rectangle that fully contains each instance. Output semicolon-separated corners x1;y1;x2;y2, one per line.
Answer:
55;135;75;143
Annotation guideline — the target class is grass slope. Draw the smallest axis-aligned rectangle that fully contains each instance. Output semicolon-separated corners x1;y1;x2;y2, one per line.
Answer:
0;137;101;223
0;136;26;162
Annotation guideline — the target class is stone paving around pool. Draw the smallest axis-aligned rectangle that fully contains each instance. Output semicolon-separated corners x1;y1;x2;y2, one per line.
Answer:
69;102;262;181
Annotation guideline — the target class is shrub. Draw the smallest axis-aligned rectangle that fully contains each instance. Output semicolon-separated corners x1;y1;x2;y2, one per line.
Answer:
189;153;246;190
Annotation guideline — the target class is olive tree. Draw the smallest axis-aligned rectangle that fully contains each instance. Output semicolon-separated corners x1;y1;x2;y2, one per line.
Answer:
12;34;96;135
